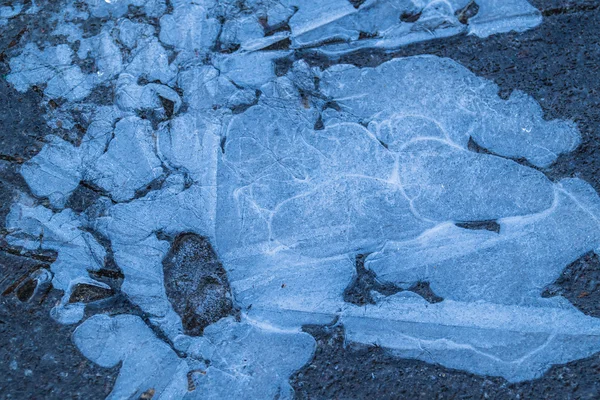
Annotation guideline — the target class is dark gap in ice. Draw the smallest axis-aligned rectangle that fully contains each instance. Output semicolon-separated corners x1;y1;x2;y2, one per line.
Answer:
455;220;500;234
311;36;351;48
0;154;24;164
165;0;174;14
162;233;238;336
542;251;600;318
456;1;480;25
313;75;320;90
348;0;367;9
299;88;311;109
408;281;444;303
0;245;56;268
139;388;156;399
132;173;169;200
159;95;175;118
82;229;123;290
47;98;65;109
83;83;116;106
80;17;104;39
136;108;166;130
16;278;37;302
220;136;227;154
1;265;42;297
66;183;101;214
295;50;331;69
345;255;445;306
358;31;379;40
219;43;241;54
323;100;341;112
314;115;324;130
274;57;293;77
262;37;291;51
69;284;114;303
126;5;161;28
264;21;291;37
6;26;28;50
400;10;422;23
79;180;115;203
343;254;402;306
89;268;124;282
467;136;493;155
467;136;542;174
76;55;98;75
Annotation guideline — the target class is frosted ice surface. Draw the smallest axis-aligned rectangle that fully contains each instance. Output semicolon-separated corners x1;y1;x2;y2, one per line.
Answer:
282;0;541;55
87;116;164;202
20;135;83;208
217;60;600;385
7;43;94;101
4;0;600;398
158;3;220;53
6;202;107;324
320;57;579;168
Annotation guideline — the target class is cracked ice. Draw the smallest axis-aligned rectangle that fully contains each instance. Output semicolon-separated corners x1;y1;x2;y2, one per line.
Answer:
4;0;600;398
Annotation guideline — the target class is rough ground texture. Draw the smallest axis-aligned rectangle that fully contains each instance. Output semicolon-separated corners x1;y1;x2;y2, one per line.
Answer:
0;0;599;399
0;252;118;399
291;324;600;400
162;234;237;336
0;3;118;398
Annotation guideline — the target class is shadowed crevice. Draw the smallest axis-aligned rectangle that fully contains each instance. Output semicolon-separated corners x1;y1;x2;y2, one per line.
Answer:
542;251;600;318
455;220;501;233
344;254;444;306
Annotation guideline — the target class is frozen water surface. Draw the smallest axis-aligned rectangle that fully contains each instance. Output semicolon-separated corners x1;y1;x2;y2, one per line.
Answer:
4;0;600;398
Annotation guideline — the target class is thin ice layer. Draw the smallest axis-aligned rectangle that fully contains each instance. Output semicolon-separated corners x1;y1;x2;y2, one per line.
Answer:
73;314;315;399
216;56;599;382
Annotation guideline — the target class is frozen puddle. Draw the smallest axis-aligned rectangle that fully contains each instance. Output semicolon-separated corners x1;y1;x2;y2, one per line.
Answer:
4;0;600;398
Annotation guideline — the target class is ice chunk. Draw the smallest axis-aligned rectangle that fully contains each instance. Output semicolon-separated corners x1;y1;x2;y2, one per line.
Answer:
115;73;181;113
87;116;163;202
215;55;599;382
73;314;189;400
117;19;155;49
6;203;106;324
156;114;218;182
7;44;93;101
20;135;82;208
279;0;541;56
469;0;542;38
398;139;555;221
159;3;219;52
320;56;580;167
193;317;315;399
342;295;600;382
77;30;123;83
126;37;177;84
